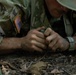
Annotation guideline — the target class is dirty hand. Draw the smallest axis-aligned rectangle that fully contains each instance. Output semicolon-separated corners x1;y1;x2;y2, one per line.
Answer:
21;27;47;52
44;28;69;52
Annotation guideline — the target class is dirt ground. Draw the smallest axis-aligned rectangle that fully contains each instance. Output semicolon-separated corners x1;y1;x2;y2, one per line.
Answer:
0;50;76;75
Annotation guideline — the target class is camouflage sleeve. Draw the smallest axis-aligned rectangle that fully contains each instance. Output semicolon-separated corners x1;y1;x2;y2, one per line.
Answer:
10;0;31;22
0;0;30;36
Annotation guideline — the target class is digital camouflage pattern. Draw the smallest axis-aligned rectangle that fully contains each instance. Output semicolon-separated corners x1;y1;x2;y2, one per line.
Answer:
31;0;51;29
0;0;76;37
0;0;51;37
0;0;31;37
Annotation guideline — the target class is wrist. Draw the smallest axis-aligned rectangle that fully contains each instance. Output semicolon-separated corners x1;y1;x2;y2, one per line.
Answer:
20;37;26;50
66;37;75;51
19;38;23;49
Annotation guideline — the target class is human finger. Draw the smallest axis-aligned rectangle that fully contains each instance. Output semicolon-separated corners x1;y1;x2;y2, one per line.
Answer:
44;28;53;37
31;40;47;50
48;38;58;49
32;35;46;44
33;30;45;39
51;42;59;51
31;45;43;52
46;34;57;44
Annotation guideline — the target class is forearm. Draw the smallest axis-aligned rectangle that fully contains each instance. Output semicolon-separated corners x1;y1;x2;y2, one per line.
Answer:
0;37;22;54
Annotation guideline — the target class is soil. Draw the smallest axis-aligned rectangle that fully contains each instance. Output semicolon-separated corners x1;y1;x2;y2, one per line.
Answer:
0;50;76;75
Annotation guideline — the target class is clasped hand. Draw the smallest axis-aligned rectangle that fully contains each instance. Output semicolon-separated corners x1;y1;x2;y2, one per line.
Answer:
21;27;69;52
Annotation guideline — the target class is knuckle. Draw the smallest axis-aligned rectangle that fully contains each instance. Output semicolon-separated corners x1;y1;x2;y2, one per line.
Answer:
31;34;36;39
46;37;50;42
47;28;52;31
31;29;36;33
31;40;35;44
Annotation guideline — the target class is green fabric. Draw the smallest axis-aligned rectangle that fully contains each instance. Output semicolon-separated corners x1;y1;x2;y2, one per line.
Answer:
0;0;75;37
0;0;30;36
57;0;76;11
31;0;51;29
0;69;2;75
0;0;51;37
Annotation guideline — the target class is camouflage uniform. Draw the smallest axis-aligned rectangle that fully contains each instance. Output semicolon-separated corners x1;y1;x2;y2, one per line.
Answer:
0;0;52;37
0;0;76;38
0;0;31;37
